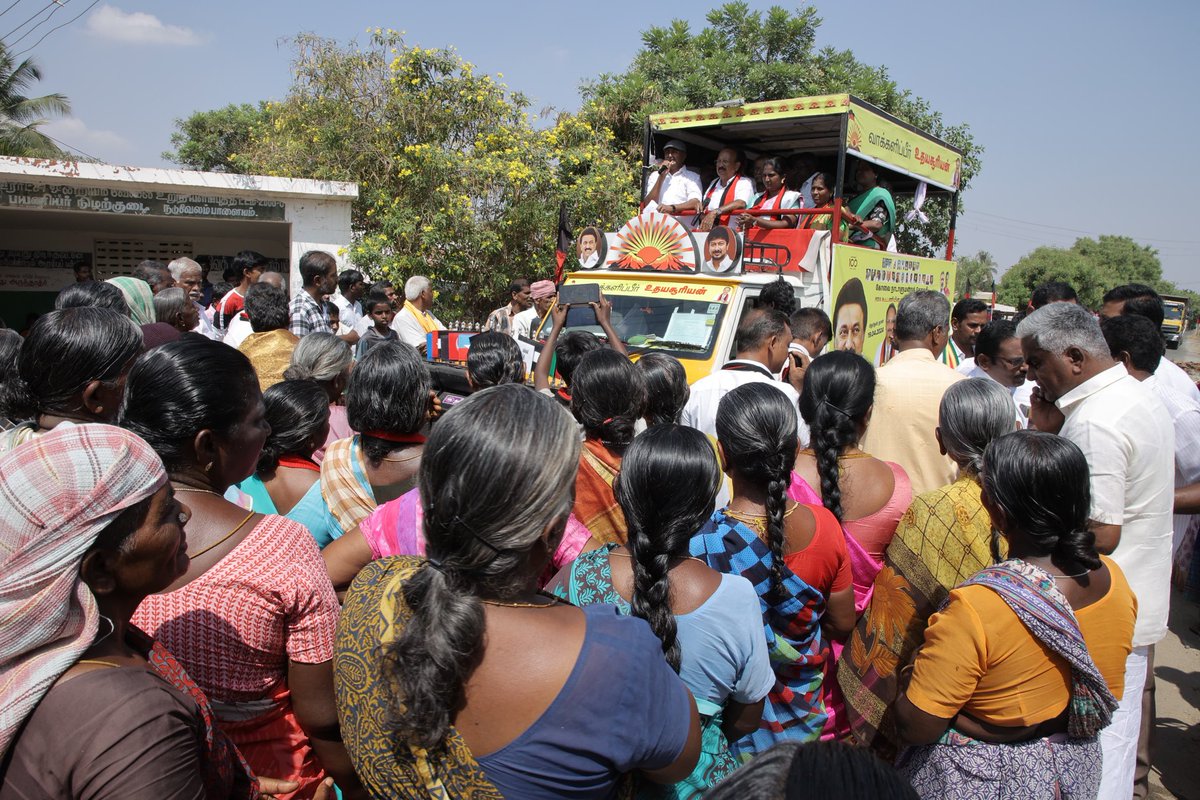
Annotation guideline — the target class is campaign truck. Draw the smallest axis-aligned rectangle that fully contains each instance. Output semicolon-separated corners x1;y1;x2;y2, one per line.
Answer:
554;94;962;382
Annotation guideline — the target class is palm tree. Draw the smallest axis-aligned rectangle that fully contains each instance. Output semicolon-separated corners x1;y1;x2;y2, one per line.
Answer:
0;41;70;157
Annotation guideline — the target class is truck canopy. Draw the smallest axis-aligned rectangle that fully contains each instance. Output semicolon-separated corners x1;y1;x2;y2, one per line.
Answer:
647;94;963;196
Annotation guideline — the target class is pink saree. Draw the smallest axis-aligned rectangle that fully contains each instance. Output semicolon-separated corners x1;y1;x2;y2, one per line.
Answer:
789;473;883;740
358;487;594;587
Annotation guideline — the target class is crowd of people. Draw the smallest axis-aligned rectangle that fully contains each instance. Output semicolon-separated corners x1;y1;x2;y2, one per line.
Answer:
0;250;1195;800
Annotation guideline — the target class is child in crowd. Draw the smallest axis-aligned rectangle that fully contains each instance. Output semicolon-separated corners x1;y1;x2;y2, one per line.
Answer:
356;296;398;359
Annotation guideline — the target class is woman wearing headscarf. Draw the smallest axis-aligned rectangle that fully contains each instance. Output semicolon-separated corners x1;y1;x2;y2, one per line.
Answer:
838;379;1016;757
0;307;143;455
106;275;157;325
0;424;256;799
895;431;1135;799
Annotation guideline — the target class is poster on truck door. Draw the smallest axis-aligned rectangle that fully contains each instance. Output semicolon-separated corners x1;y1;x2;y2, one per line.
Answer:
829;247;956;367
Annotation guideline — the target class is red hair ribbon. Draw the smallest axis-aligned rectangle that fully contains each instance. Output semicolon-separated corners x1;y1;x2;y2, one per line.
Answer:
362;431;428;445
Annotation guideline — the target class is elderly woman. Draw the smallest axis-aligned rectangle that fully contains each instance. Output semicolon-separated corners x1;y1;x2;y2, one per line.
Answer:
838;378;1017;756
319;341;431;539
335;384;700;798
105;276;156;325
0;425;256;799
0;307;143;454
153;287;201;334
121;337;356;799
284;332;355;463
895;431;1135;799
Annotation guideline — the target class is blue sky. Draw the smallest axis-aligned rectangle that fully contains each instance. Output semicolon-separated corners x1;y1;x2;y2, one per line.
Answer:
9;0;1198;286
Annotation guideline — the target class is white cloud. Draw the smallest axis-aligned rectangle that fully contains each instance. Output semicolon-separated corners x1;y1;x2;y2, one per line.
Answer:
85;5;205;46
41;118;129;155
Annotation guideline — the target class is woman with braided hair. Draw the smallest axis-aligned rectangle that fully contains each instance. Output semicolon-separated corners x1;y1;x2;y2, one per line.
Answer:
549;425;773;796
334;385;701;799
793;350;912;739
689;382;832;757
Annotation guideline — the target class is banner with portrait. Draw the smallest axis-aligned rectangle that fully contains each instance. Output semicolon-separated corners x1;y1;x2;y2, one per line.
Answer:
829;247;956;366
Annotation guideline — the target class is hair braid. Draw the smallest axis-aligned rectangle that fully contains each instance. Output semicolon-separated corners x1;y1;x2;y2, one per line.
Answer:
388;563;485;751
765;462;789;601
628;517;681;671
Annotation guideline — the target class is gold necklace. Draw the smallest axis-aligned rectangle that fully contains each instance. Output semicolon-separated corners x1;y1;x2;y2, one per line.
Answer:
479;592;566;609
723;502;798;533
172;485;226;498
188;510;255;559
608;551;707;567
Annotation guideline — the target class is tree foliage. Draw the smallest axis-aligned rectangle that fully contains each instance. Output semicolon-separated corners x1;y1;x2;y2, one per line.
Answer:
953;250;998;298
230;31;634;319
996;235;1189;310
163;103;270;172
579;2;982;257
0;42;69;157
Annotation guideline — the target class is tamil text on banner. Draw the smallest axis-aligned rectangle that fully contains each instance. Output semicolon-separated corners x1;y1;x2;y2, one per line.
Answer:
845;101;962;192
829;247;956;366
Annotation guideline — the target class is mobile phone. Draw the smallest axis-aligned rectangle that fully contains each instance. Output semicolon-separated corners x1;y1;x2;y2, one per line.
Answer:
559;283;601;307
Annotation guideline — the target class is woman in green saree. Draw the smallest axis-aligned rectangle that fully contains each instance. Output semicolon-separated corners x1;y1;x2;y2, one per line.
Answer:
846;162;896;249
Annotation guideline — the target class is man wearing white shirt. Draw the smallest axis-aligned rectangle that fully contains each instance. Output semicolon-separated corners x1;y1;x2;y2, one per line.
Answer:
167;257;221;341
643;139;702;218
1100;283;1200;405
1102;313;1200;559
683;309;808;509
698;148;755;231
331;269;366;331
1019;303;1174;800
960;319;1028;427
392;275;445;353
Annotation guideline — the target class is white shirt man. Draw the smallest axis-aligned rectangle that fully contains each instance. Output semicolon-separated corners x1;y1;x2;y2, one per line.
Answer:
642;139;702;217
643;165;702;214
391;277;445;350
331;292;363;330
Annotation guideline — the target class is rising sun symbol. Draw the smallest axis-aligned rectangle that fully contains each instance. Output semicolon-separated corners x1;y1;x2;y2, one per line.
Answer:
612;214;695;271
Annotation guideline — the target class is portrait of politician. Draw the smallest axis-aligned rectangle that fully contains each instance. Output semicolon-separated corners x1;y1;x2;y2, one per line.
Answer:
702;226;737;273
833;278;868;355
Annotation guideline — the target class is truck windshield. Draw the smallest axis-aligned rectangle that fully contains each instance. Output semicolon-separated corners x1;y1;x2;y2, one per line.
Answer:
1164;306;1184;321
563;294;728;359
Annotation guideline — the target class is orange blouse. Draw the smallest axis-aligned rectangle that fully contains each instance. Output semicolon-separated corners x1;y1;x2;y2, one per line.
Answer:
783;504;852;597
905;555;1136;726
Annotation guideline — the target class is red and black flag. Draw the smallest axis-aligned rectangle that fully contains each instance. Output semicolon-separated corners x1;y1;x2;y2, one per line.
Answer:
554;201;571;283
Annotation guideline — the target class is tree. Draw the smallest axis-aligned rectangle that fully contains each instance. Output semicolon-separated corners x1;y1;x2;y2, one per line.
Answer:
163;103;271;172
579;2;983;257
953;250;998;298
233;31;633;319
997;236;1166;310
0;42;69;157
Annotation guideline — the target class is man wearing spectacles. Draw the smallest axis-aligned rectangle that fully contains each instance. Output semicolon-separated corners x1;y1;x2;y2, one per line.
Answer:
963;319;1030;427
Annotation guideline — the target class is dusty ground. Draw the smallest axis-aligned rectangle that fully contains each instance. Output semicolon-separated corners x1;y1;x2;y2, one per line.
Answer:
1149;589;1199;799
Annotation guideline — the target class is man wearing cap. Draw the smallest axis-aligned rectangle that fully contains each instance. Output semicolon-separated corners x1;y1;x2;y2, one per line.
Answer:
514;281;557;341
643;139;702;218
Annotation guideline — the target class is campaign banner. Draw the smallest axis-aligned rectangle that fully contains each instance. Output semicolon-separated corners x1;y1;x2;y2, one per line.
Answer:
603;212;700;272
650;94;851;131
846;101;962;192
829;247;956;366
575;276;736;305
